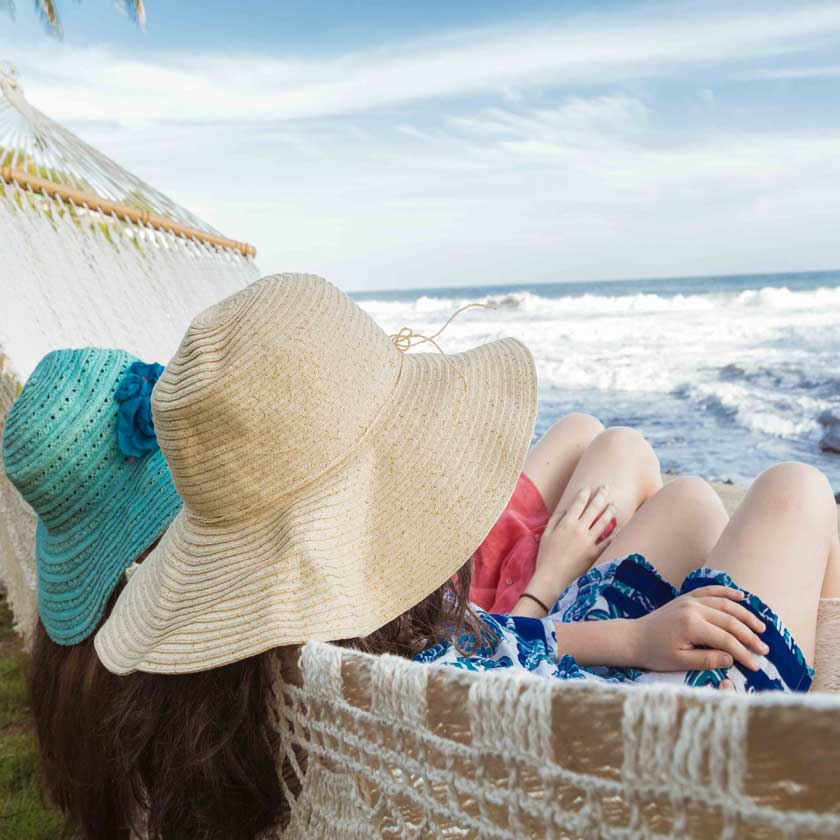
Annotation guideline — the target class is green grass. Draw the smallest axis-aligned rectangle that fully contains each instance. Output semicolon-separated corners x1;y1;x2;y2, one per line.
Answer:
0;596;66;840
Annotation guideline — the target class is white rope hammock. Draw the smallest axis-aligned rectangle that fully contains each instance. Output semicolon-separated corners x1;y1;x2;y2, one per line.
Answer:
276;641;840;838
0;62;260;639
272;505;840;836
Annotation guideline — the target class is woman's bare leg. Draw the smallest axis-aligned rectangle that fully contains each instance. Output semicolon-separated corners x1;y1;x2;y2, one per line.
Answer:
524;413;605;512
598;476;729;585
549;427;664;531
703;462;840;662
821;513;840;599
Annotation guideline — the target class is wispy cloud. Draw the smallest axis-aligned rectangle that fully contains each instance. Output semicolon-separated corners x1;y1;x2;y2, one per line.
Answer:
449;97;650;149
5;3;840;125
740;64;840;80
131;94;840;289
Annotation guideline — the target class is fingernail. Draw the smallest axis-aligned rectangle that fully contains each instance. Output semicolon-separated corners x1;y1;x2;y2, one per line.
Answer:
761;643;769;654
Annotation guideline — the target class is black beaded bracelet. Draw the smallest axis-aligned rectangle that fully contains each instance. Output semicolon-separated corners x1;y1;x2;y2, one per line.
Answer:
519;591;550;613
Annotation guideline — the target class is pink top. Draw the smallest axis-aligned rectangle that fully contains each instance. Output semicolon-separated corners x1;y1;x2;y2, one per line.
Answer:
469;472;549;614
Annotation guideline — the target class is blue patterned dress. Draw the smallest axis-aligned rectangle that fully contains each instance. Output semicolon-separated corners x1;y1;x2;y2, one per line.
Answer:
415;554;814;693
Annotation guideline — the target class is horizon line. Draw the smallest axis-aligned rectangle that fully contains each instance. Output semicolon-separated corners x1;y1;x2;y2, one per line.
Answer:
347;266;840;296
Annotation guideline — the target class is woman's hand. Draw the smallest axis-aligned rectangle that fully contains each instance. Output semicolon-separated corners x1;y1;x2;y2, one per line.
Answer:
628;585;769;672
514;486;616;616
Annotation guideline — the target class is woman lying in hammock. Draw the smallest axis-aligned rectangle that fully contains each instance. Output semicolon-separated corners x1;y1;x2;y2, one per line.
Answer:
92;274;840;840
2;348;182;840
437;414;840;692
436;446;840;691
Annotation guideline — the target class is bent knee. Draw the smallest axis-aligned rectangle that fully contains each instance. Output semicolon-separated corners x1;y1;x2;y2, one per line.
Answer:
550;412;605;444
595;427;661;476
759;461;832;492
663;476;728;518
595;426;651;453
652;476;729;550
753;462;835;519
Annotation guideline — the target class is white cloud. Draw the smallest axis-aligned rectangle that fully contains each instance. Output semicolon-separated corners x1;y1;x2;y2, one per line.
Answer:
126;96;840;289
450;97;650;151
38;86;840;289
740;64;840;80
4;3;840;125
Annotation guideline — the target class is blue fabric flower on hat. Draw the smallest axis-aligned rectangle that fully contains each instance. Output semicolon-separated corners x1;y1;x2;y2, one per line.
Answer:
115;361;164;459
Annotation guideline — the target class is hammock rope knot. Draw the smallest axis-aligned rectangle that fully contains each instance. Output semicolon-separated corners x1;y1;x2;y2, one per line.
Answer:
0;61;19;93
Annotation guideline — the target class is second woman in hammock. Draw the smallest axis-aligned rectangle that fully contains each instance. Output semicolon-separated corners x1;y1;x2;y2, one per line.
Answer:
93;273;839;838
2;347;182;840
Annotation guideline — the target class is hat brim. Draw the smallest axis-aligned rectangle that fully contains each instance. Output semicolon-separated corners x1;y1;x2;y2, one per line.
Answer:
95;338;536;674
36;449;182;644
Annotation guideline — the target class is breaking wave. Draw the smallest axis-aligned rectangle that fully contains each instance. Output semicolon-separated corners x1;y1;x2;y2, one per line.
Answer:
355;274;840;487
359;285;840;321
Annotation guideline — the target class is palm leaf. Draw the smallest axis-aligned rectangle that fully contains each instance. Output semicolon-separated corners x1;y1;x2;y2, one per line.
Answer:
115;0;146;29
32;0;62;38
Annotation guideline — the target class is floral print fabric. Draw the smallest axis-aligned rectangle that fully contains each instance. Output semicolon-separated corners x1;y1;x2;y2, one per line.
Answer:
416;554;814;693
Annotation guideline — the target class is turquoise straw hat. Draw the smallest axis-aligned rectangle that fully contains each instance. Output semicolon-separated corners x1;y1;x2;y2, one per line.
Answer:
2;348;182;645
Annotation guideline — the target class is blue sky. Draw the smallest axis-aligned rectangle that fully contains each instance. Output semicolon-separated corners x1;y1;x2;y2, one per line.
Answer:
2;1;840;290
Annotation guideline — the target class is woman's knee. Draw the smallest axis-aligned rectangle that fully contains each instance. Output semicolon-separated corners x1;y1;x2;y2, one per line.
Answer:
525;413;606;507
592;426;662;490
752;462;836;523
659;476;729;529
547;413;605;447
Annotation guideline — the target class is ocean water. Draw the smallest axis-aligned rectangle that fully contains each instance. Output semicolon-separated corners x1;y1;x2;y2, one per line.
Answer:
354;270;840;493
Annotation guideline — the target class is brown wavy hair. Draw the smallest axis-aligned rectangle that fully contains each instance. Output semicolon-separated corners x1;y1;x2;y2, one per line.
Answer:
27;581;135;840
109;561;479;840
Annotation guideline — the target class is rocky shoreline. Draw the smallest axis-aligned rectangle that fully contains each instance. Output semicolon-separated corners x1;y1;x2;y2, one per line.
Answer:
819;410;840;457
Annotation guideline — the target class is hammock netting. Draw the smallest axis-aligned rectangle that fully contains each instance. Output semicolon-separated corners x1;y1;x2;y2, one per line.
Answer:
275;642;840;839
1;61;840;840
0;62;259;639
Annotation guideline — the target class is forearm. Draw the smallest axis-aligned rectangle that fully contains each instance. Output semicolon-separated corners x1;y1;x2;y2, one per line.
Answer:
551;618;639;668
510;566;584;619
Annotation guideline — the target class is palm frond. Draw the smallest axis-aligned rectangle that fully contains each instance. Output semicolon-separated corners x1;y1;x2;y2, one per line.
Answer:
32;0;62;38
114;0;146;30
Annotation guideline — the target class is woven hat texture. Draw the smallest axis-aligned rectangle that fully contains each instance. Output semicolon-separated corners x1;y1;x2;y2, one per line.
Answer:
2;348;183;644
95;274;537;674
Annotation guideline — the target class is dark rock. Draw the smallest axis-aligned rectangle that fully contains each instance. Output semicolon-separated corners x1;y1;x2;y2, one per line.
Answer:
818;409;840;428
820;428;840;455
718;363;745;382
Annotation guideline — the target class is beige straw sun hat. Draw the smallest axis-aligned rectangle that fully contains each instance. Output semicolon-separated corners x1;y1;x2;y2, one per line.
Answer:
95;274;536;674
